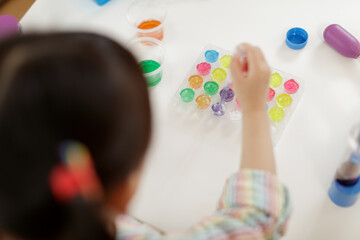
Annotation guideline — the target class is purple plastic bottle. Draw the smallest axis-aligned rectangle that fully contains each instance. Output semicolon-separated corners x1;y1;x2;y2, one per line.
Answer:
323;24;360;59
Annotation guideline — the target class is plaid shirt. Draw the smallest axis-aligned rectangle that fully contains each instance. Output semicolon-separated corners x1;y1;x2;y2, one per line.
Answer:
117;169;291;240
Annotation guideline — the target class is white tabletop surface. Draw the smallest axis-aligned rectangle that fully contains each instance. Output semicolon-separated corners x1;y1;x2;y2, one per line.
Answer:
21;0;360;239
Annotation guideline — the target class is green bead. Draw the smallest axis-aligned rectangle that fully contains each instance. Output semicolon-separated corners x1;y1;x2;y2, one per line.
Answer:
204;81;219;95
180;88;195;102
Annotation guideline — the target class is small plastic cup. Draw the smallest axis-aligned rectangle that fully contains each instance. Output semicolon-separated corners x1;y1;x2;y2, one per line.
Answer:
270;73;283;88
180;88;195;103
212;68;227;83
129;37;165;87
0;15;21;38
196;62;211;76
204;81;219;96
188;75;203;89
276;94;292;108
269;106;285;123
127;0;167;41
196;94;211;109
284;79;299;94
286;27;308;50
205;50;219;63
267;88;275;102
220;55;232;69
220;88;234;102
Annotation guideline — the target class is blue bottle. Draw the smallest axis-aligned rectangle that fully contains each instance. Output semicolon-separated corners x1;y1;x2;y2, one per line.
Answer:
329;124;360;207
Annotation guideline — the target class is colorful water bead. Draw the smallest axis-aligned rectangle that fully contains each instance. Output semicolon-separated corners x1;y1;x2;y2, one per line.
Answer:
220;55;232;69
267;88;275;102
212;102;225;116
270;73;283;88
205;50;219;63
276;94;292;108
284;79;299;94
188;75;203;89
212;68;227;83
180;88;195;102
196;94;211;109
269;106;285;123
196;62;211;76
204;81;219;95
220;88;234;102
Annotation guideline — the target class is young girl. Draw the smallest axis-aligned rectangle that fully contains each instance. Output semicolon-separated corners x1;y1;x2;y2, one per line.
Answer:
0;33;291;240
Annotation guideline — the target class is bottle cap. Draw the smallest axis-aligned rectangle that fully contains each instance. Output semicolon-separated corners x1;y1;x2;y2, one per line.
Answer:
95;0;111;6
286;27;308;50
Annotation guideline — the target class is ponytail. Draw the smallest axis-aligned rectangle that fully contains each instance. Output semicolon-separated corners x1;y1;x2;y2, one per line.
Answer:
49;141;115;240
0;142;115;240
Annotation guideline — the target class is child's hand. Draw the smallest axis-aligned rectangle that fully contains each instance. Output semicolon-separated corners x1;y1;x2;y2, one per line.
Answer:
230;43;271;114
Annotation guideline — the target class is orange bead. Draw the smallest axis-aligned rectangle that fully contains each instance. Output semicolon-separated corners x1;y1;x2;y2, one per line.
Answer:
188;75;203;89
196;94;211;109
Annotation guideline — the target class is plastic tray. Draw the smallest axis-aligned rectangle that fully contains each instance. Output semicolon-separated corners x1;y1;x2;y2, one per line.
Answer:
173;44;304;143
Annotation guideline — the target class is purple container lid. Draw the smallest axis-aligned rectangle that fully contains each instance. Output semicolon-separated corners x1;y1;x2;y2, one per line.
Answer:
0;15;20;38
324;24;360;59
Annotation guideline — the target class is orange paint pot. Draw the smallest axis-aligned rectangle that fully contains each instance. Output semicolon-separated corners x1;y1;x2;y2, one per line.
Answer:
128;0;167;41
137;19;164;40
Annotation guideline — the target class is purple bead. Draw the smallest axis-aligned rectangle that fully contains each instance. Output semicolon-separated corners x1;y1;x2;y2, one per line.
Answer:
212;103;225;116
220;88;234;102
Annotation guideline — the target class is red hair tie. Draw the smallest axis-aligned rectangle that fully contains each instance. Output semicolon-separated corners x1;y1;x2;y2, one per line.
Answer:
49;141;103;203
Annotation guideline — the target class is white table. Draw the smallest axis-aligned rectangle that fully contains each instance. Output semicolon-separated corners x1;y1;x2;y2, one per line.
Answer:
21;0;360;239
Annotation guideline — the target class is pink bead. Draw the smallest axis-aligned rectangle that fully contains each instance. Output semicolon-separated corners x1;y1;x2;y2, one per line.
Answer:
267;88;275;102
196;62;211;76
284;79;299;94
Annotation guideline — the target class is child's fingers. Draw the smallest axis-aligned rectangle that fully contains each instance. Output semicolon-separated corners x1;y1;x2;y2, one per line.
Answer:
230;54;245;80
254;47;269;68
250;47;264;70
237;43;258;75
251;47;271;77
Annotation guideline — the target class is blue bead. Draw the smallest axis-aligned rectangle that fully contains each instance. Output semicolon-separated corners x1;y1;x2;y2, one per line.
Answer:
205;50;219;63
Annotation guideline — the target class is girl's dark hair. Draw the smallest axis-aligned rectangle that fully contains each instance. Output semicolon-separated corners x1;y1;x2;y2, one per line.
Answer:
0;33;151;239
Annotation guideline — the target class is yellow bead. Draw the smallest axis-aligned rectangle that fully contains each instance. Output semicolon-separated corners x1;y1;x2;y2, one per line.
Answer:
196;94;211;109
270;73;283;88
212;68;227;83
269;106;285;123
220;55;232;69
276;93;292;108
